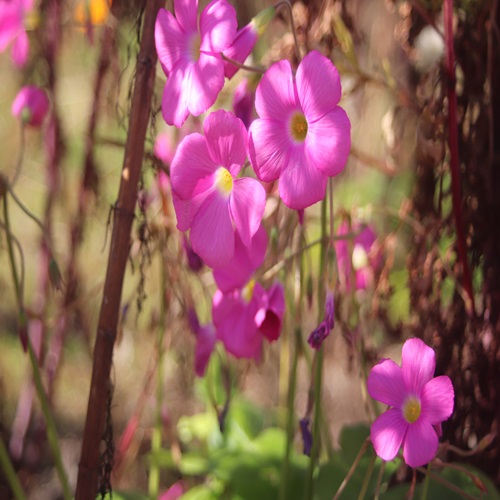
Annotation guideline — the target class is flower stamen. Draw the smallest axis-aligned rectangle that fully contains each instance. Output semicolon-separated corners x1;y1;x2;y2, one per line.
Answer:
403;397;422;424
290;112;308;142
215;167;233;196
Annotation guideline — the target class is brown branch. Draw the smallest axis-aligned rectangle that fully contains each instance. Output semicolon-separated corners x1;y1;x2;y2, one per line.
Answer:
443;0;475;316
75;0;163;497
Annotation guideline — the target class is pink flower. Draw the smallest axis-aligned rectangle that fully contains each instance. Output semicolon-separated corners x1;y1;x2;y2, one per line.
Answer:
248;50;351;210
0;0;33;67
367;338;454;468
154;132;175;166
232;78;255;129
213;223;267;293
213;281;284;360
307;290;334;349
155;0;237;127
335;222;381;291
159;481;185;500
223;6;275;80
170;110;266;268
11;86;50;126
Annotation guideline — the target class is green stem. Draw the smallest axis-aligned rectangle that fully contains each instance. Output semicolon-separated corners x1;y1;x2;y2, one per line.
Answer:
279;326;301;500
275;0;301;62
304;197;328;499
333;438;370;500
27;341;72;499
3;193;71;500
10;123;26;187
148;241;168;498
0;435;26;500
419;462;432;500
374;461;385;500
415;466;478;500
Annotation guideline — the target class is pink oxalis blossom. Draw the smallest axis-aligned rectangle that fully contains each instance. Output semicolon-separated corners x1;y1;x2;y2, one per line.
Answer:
213;281;284;360
367;338;454;468
335;221;381;291
248;50;351;210
11;85;50;126
155;0;237;127
0;0;33;67
170;110;265;268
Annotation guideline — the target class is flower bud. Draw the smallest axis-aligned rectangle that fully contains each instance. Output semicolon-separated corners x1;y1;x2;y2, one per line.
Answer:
11;86;50;127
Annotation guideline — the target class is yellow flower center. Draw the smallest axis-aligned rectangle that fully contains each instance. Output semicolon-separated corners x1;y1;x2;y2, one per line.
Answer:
190;33;201;62
215;167;233;196
290;112;308;142
403;397;422;424
242;279;256;303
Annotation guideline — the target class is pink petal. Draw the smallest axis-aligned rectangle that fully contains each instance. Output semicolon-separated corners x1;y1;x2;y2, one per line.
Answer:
0;6;20;51
172;188;212;232
370;408;407;462
190;190;234;267
223;24;257;79
174;0;198;33
367;358;407;408
204;110;247;170
254;59;296;119
170;133;216;199
187;53;225;117
230;177;266;246
200;0;237;53
403;418;439;468
296;50;341;120
401;338;436;395
278;148;328;210
213;289;262;360
161;61;190;127
305;107;351;177
155;8;189;76
12;29;29;67
213;224;268;293
420;376;454;424
154;132;175;165
248;118;291;182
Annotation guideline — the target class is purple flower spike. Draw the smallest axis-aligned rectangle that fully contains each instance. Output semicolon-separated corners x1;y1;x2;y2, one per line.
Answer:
367;338;454;468
300;417;312;456
248;50;351;209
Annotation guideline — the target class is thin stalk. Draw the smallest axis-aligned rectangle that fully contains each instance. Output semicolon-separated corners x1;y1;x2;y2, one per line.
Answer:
148;239;168;498
415;466;479;500
275;0;301;62
419;462;432;500
278;326;301;500
3;195;71;499
374;461;385;500
27;342;72;499
333;438;370;500
10;124;26;188
357;452;376;500
304;197;328;499
0;432;26;499
220;53;265;74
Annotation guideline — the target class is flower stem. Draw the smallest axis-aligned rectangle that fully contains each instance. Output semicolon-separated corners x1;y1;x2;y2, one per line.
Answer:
0;435;26;500
419;462;432;500
3;195;71;499
279;326;301;500
304;196;328;499
333;438;370;500
357;451;376;500
148;239;168;498
443;0;475;315
416;466;478;500
373;461;385;500
274;0;301;62
220;53;265;74
10;123;25;188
